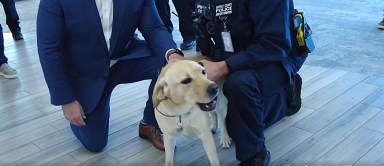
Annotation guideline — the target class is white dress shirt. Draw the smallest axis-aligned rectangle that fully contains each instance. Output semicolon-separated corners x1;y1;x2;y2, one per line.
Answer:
95;0;117;67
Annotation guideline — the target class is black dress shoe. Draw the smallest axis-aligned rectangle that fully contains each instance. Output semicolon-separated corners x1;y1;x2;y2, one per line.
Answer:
239;151;271;166
180;40;196;50
286;73;302;116
12;32;24;41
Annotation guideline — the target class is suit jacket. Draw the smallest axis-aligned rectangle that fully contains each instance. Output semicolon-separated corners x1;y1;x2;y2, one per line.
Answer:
37;0;176;112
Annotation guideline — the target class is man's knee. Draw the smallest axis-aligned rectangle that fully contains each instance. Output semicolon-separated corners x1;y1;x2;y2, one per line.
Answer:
82;139;108;152
223;72;257;98
71;125;108;152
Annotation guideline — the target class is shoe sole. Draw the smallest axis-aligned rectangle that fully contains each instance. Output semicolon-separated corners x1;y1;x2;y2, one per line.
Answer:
0;73;18;79
14;37;24;41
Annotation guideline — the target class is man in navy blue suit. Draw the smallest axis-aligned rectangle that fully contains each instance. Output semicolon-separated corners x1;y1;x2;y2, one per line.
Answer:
37;0;184;152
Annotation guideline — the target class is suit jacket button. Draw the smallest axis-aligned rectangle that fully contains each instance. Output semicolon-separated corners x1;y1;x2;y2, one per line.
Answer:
103;76;107;80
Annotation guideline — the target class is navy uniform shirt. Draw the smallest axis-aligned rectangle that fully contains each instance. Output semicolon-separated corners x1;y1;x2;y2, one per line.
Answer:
195;0;307;83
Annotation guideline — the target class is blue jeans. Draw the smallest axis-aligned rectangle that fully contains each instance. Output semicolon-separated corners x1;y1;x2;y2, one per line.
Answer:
0;24;7;64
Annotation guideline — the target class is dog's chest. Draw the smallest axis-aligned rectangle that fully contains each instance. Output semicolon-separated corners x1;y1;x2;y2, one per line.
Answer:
173;115;196;135
157;112;209;135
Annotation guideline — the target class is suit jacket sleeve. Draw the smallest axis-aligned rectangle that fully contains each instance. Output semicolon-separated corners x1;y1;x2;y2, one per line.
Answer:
138;0;177;58
37;0;75;105
225;0;292;72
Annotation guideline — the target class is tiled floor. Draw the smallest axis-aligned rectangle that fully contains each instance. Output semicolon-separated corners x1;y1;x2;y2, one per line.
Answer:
1;0;384;165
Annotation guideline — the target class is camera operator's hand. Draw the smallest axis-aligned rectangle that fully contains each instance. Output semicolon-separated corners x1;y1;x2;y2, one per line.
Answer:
199;60;229;82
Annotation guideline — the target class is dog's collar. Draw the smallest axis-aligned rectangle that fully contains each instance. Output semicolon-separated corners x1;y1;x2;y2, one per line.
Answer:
155;107;185;132
155;106;181;117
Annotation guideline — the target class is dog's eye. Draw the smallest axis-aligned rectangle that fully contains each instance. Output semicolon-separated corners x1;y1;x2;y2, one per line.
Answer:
202;70;206;75
181;78;192;84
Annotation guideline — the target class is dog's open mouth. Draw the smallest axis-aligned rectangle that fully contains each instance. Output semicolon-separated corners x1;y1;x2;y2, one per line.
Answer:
197;97;217;112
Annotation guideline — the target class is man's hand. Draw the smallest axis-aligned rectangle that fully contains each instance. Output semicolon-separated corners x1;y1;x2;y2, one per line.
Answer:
167;53;185;63
62;100;86;126
199;60;229;82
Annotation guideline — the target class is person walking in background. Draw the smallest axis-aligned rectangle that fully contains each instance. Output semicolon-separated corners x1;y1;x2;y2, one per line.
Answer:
0;23;17;79
133;0;174;43
0;0;23;40
154;0;174;34
172;0;196;50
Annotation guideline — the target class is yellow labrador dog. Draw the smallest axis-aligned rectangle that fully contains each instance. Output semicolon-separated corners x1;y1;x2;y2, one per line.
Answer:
153;57;231;166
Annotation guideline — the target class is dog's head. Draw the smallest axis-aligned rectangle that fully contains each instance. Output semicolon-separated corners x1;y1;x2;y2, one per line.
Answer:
153;60;218;112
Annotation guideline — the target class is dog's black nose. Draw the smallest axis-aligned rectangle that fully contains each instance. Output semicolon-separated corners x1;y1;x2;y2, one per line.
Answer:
207;84;219;96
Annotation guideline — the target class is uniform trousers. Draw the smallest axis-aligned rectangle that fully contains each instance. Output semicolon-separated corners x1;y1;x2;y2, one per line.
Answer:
224;63;289;161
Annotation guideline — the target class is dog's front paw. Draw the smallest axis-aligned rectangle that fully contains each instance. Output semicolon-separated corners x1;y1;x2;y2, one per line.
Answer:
220;135;232;148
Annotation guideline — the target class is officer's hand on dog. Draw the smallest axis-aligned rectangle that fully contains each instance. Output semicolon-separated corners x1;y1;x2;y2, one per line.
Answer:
199;60;229;82
167;53;185;63
62;100;86;126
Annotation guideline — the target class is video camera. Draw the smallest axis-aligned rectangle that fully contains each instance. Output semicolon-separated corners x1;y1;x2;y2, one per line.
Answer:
193;4;214;37
192;4;216;56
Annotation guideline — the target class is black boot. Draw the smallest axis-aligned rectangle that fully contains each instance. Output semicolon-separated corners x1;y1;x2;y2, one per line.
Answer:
238;149;271;166
286;73;302;116
12;30;23;41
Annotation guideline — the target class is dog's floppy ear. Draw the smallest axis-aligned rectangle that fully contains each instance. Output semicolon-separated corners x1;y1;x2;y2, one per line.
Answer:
153;63;173;107
153;77;166;108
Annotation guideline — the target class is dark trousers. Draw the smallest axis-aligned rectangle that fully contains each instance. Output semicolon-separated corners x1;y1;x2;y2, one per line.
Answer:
154;0;173;33
0;0;20;33
70;55;164;152
0;25;7;64
171;0;195;41
224;63;289;161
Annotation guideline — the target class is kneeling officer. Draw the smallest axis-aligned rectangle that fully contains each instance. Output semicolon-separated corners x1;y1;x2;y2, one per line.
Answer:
193;0;312;165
